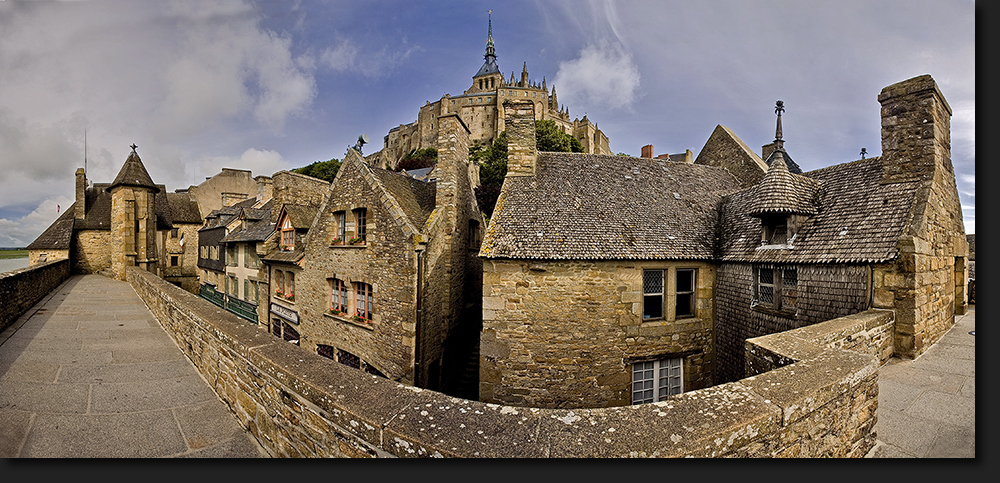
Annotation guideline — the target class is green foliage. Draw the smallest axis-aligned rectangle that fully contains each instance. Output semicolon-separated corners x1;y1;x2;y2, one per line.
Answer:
395;147;438;172
535;119;583;153
471;132;508;219
616;152;630;156
292;158;341;183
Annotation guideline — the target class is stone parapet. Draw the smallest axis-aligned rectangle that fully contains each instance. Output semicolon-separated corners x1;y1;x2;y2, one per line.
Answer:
129;266;880;457
0;259;71;333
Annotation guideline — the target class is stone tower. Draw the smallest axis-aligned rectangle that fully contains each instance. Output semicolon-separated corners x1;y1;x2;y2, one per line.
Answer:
108;144;160;280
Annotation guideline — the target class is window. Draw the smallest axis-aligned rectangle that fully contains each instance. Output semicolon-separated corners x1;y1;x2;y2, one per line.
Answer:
675;269;696;318
631;358;683;404
211;246;219;260
200;246;208;259
171;228;178;238
754;265;798;313
355;282;373;320
171;256;179;267
353;208;367;243
275;270;284;296
246;245;259;268
228;275;238;297
282;322;299;345
338;349;361;369
250;281;259;304
317;344;335;360
330;278;348;314
226;246;237;266
469;219;481;248
643;270;664;320
280;217;294;250
334;211;346;244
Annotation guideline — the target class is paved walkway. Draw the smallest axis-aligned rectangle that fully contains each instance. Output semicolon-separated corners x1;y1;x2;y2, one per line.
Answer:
868;305;976;458
0;274;267;458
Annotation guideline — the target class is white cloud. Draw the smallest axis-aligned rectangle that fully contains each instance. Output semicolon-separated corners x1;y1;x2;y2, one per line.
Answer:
553;40;640;110
196;148;291;181
0;196;74;247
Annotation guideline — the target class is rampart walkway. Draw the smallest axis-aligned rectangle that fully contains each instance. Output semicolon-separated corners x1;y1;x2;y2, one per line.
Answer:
0;274;266;457
0;273;974;458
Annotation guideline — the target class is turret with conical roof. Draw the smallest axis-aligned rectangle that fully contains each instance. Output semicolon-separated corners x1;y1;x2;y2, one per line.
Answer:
110;144;159;192
109;144;160;279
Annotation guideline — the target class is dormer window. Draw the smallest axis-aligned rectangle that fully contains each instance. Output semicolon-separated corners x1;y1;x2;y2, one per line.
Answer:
280;216;294;250
761;214;788;245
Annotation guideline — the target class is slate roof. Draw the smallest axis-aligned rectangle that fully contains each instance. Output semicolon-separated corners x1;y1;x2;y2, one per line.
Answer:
765;145;803;174
26;207;75;250
154;188;173;230
746;150;820;217
220;200;275;243
109;151;159;192
262;247;304;265
166;192;202;224
282;204;318;230
480;152;743;260
718;156;919;263
369;166;437;228
75;188;112;230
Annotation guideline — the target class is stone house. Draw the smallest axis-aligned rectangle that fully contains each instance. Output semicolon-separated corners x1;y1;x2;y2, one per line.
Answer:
290;113;483;391
27;146;203;291
261;203;320;345
480;75;968;409
375;14;610;170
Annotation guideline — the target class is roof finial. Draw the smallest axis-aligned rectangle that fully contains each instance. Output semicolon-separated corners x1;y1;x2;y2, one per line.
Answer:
860;147;867;159
130;143;138;154
773;100;785;152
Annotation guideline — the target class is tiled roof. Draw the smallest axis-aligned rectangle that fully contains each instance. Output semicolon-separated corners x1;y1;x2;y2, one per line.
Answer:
746;150;820;216
368;166;436;228
282;204;318;230
166;192;202;224
109;151;159;192
719;156;919;263
480;152;742;260
220;201;275;243
262;247;304;265
765;146;803;174
154;188;173;230
26;207;75;250
74;188;112;230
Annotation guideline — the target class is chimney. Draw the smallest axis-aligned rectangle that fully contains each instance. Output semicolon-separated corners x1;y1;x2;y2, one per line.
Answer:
75;168;86;221
504;99;537;177
255;175;273;203
761;142;777;161
878;74;952;184
435;113;472;205
641;144;654;158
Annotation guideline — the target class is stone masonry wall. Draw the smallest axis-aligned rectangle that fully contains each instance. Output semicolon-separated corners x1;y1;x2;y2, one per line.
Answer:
0;259;70;333
297;159;419;384
877;74;968;358
715;263;870;383
72;230;112;274
694;125;768;187
128;265;880;457
481;259;716;408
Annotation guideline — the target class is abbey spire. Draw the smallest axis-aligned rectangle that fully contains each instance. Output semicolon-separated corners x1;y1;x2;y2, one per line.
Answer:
474;11;501;81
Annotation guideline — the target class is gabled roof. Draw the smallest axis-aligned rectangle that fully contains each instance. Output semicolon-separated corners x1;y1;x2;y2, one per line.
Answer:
26;207;75;250
220;200;275;243
280;204;319;230
747;150;820;217
719;156;919;263
109;150;159;192
368;167;436;229
480;152;742;260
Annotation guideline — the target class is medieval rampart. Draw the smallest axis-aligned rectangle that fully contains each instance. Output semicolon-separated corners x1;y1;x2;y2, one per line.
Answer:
1;259;71;333
127;266;882;457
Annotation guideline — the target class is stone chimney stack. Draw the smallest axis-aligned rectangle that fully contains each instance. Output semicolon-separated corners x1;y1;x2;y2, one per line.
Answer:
75;168;87;221
641;144;654;159
878;74;953;184
435;113;472;207
504;99;537;177
255;175;273;203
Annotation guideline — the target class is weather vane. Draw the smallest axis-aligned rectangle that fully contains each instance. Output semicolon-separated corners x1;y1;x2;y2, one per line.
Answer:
860;147;867;159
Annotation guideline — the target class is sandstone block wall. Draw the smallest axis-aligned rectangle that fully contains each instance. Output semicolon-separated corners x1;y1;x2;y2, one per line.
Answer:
0;259;70;333
128;265;880;458
694;125;768;187
481;259;716;408
72;230;112;274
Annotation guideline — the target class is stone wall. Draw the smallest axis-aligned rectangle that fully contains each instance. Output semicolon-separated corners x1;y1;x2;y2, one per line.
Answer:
128;265;880;458
0;259;71;333
715;263;870;382
694;125;768;187
877;74;968;358
72;230;111;274
481;259;717;408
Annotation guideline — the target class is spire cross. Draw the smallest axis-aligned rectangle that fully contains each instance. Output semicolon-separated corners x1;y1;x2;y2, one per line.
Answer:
130;143;138;153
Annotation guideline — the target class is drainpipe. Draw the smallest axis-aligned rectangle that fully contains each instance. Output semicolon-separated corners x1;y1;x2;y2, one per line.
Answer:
868;264;874;309
414;244;426;387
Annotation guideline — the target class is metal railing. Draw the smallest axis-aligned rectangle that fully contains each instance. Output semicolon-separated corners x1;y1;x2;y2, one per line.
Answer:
200;283;258;324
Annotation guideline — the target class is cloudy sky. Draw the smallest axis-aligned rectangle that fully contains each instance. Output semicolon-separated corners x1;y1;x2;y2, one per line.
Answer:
0;0;975;247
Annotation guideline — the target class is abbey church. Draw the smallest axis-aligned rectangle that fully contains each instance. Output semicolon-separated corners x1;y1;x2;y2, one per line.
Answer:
375;14;611;169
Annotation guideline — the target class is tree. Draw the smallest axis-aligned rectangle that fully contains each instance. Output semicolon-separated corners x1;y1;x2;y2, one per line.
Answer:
535;119;583;153
292;158;341;183
471;132;508;219
395;147;437;172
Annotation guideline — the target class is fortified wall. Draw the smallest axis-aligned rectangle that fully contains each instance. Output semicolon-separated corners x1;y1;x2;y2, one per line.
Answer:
0;259;71;333
128;266;886;457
